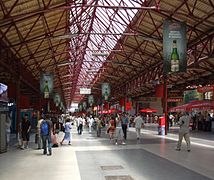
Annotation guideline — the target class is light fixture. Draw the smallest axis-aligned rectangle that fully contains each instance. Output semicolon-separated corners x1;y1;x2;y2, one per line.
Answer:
92;52;109;56
57;61;76;67
53;32;160;42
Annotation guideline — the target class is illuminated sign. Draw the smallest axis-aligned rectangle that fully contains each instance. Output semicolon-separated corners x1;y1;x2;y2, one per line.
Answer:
80;88;91;95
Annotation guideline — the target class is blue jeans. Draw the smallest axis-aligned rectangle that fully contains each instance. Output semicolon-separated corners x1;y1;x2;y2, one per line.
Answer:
41;135;52;154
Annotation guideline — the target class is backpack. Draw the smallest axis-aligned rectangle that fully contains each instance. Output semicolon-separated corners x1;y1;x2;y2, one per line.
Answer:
41;120;49;136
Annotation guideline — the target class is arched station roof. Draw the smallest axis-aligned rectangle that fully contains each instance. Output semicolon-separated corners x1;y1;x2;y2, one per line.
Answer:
0;0;213;108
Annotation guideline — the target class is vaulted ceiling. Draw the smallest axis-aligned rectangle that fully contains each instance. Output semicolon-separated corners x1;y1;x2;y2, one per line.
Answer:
0;0;214;108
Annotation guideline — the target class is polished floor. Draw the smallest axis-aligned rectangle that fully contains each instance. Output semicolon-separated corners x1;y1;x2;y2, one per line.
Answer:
0;125;214;180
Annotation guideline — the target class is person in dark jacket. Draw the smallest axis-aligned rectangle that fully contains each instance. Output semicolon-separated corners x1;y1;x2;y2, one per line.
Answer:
20;114;31;149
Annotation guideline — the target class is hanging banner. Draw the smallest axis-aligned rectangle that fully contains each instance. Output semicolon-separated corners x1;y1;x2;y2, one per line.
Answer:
163;20;187;74
79;104;83;111
82;101;87;110
102;83;110;101
88;95;94;106
40;72;53;99
53;93;61;107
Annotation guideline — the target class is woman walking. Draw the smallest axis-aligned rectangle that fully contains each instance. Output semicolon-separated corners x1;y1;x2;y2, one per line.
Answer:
60;119;72;145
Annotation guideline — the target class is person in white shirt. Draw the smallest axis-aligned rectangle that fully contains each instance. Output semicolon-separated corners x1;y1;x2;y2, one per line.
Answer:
77;116;83;135
88;115;94;133
36;117;44;149
134;113;144;140
176;112;191;152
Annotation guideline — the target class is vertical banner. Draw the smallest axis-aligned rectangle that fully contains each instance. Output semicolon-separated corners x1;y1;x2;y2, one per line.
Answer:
88;95;94;106
82;102;87;110
53;93;61;107
163;20;187;73
40;73;53;99
79;104;83;111
102;83;110;101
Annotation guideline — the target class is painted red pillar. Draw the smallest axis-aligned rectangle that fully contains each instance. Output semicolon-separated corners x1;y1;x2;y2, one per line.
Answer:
16;77;21;135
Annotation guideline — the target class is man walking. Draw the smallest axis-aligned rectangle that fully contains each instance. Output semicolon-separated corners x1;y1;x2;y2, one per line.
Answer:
20;114;31;149
40;115;53;156
134;113;144;140
121;112;129;142
176;112;191;152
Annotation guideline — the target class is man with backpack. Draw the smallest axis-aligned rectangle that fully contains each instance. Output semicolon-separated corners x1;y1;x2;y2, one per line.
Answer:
40;114;53;156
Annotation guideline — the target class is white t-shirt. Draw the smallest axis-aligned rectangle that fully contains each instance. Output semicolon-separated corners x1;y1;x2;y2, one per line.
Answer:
134;116;144;129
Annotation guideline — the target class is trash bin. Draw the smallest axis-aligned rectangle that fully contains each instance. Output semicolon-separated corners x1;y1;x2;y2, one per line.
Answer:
158;116;165;135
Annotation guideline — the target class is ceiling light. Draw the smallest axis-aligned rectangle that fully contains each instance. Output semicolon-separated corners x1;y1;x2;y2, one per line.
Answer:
52;33;79;40
92;52;109;56
58;61;76;67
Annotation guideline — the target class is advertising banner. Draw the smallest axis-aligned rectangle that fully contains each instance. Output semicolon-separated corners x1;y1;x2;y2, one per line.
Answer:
53;93;61;107
40;73;53;99
163;20;187;73
82;102;87;110
88;95;94;106
102;83;110;101
183;90;203;103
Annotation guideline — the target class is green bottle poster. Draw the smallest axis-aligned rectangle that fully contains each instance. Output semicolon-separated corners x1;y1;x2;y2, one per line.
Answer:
102;83;110;101
54;93;61;107
40;73;53;99
163;20;187;74
88;95;94;106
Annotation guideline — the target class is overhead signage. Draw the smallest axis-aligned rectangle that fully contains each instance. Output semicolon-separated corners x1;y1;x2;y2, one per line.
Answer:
80;88;91;95
102;83;110;101
197;86;214;93
40;72;53;99
163;20;187;74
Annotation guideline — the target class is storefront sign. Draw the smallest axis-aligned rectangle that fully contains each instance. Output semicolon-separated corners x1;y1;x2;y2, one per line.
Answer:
163;20;187;74
183;90;203;103
167;98;183;102
197;86;214;93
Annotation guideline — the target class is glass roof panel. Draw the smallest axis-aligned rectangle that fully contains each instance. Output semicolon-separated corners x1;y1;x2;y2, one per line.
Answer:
69;0;142;102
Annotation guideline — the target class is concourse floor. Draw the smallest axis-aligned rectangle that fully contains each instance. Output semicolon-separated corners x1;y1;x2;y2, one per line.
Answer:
0;126;214;180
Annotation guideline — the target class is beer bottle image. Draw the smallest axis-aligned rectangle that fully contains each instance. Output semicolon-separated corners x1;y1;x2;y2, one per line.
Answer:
170;40;179;72
104;88;108;101
44;80;49;98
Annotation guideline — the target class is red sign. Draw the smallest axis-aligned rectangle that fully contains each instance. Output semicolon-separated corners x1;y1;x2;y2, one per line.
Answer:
167;98;183;102
125;102;132;111
197;86;214;93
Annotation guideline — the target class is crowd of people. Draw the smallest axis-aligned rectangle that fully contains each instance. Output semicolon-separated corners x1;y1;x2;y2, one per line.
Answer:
5;110;213;156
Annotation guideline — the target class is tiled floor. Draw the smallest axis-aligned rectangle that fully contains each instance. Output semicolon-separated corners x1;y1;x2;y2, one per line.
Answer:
0;126;214;180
